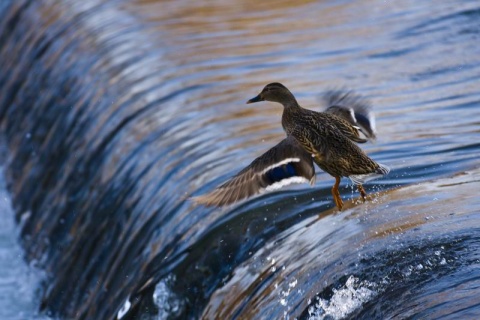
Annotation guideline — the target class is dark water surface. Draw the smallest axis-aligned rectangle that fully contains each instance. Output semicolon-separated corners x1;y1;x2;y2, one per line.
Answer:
1;0;479;319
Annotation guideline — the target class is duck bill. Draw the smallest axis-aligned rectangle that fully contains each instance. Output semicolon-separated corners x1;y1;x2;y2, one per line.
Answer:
246;94;263;104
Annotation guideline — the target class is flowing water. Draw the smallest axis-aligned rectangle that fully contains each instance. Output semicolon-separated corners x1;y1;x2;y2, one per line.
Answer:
0;0;479;319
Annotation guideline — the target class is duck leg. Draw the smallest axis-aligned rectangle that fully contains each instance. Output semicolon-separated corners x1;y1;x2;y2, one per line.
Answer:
357;184;367;202
331;176;343;210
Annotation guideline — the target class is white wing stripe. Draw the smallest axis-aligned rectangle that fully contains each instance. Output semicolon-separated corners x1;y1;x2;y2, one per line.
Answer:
260;158;300;175
263;176;310;192
349;108;357;123
369;111;377;134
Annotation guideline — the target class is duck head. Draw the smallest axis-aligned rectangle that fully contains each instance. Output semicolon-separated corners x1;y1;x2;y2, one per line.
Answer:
247;82;298;107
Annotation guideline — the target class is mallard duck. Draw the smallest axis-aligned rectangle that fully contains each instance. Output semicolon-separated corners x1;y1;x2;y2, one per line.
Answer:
195;83;389;210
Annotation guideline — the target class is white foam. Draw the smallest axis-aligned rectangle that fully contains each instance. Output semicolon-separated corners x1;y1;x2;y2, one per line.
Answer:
153;275;183;320
0;166;50;320
307;276;377;320
117;296;131;319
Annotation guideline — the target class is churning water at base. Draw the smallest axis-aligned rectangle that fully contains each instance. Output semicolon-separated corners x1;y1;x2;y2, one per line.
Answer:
1;0;480;319
307;276;378;319
0;166;48;320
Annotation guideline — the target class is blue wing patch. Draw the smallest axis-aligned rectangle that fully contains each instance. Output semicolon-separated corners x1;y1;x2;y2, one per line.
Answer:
265;163;297;184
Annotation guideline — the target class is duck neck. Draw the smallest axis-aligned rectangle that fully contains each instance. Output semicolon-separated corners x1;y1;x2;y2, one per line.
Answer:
281;96;300;110
281;99;301;133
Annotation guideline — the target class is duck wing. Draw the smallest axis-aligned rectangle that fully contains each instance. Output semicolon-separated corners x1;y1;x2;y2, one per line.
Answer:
193;136;315;207
304;110;367;144
323;90;377;141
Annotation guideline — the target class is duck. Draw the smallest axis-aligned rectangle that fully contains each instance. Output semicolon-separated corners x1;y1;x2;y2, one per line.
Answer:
194;83;389;210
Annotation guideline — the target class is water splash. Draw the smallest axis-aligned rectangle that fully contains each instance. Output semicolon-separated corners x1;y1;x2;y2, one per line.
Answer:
117;296;131;320
307;276;377;320
153;275;184;320
0;166;49;320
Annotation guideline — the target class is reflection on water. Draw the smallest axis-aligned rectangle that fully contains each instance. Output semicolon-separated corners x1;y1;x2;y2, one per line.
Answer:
201;169;480;319
0;0;479;319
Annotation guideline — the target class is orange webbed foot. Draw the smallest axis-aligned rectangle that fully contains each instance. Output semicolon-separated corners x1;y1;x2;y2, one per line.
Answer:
357;184;367;203
331;176;343;211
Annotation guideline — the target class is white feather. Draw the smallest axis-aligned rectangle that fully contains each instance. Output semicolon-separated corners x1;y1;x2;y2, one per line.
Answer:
260;158;300;174
349;108;357;123
261;176;310;192
369;111;377;135
349;174;373;185
349;163;390;185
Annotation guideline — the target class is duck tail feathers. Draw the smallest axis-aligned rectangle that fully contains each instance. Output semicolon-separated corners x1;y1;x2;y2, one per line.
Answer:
376;163;390;175
349;163;390;185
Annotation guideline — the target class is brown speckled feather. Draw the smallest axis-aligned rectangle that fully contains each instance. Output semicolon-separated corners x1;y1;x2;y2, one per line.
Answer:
281;93;387;181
